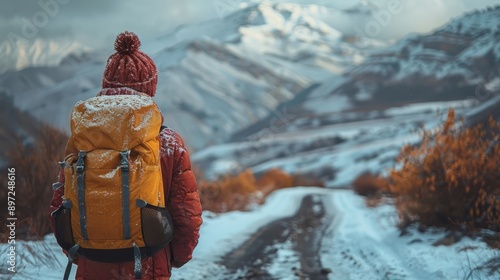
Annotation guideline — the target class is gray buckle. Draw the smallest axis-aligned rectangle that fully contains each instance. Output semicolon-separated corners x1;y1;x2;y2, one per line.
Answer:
75;151;87;173
120;150;130;172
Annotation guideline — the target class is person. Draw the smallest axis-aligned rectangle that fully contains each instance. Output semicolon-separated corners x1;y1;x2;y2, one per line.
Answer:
49;31;202;280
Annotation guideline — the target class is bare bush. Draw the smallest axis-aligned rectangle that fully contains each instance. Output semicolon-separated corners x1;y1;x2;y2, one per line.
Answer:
388;109;500;231
352;172;389;197
0;124;68;241
197;168;323;213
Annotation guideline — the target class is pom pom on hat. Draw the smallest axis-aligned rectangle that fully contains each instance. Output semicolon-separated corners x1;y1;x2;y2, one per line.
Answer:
114;31;141;55
102;31;158;97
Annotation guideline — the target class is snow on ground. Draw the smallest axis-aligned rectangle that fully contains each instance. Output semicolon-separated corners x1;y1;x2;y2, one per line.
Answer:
384;100;476;118
0;234;75;279
2;187;497;280
304;94;351;115
321;190;499;280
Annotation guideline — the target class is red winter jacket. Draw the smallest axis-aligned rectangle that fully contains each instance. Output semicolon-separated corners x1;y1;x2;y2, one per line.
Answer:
49;89;203;279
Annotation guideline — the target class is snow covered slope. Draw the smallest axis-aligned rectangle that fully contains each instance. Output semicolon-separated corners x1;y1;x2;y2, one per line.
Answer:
0;39;89;75
343;5;500;108
231;4;500;131
230;5;500;143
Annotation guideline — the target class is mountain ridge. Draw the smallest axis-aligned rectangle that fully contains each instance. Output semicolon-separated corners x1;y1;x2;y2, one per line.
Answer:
0;38;89;75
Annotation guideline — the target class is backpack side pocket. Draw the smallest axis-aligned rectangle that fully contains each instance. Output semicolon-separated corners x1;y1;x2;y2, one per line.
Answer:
140;202;174;255
52;201;75;251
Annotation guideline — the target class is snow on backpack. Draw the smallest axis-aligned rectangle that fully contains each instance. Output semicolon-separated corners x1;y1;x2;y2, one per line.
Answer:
52;94;173;280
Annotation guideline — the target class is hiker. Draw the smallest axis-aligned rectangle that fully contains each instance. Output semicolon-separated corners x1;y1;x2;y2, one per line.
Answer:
49;31;202;280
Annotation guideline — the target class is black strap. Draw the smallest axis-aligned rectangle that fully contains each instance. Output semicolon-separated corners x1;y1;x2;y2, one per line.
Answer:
133;242;142;279
160;125;168;132
76;151;88;240
63;244;80;280
120;150;131;239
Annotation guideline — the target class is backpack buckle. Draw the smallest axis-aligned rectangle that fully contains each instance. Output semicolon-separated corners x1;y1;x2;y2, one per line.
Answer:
120;151;130;172
75;152;87;173
121;164;129;172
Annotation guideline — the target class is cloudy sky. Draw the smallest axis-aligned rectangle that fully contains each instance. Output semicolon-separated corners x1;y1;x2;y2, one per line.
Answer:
0;0;218;49
0;0;498;50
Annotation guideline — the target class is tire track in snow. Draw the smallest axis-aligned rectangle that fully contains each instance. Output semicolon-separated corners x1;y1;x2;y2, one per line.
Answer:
220;194;333;280
323;190;446;280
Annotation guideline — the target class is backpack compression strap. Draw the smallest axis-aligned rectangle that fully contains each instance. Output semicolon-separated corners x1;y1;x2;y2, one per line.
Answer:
120;150;132;239
76;151;89;240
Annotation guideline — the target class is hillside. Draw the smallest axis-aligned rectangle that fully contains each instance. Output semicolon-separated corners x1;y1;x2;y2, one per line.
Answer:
0;91;47;167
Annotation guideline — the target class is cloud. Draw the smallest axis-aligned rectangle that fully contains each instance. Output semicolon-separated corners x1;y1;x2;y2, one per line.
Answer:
378;0;467;39
324;0;498;40
0;0;218;48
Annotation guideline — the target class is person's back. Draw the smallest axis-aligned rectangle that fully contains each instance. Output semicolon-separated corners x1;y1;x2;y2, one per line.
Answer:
49;31;202;280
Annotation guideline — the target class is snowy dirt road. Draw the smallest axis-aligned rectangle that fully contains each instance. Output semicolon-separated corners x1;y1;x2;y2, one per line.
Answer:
221;195;333;280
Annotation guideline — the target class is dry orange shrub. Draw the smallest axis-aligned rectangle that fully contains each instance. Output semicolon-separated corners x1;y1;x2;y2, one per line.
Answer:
256;168;294;193
352;172;389;197
198;168;321;213
389;109;500;231
198;169;257;212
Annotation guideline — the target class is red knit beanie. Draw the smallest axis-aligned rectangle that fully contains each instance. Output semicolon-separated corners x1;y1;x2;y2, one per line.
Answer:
102;31;158;97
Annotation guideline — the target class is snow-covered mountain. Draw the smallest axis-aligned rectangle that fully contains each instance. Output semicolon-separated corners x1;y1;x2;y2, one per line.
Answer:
0;2;385;150
343;5;500;105
0;38;89;75
257;5;500;125
194;5;500;184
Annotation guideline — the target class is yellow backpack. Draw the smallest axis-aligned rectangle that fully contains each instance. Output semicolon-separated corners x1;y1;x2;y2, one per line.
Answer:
52;94;173;279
